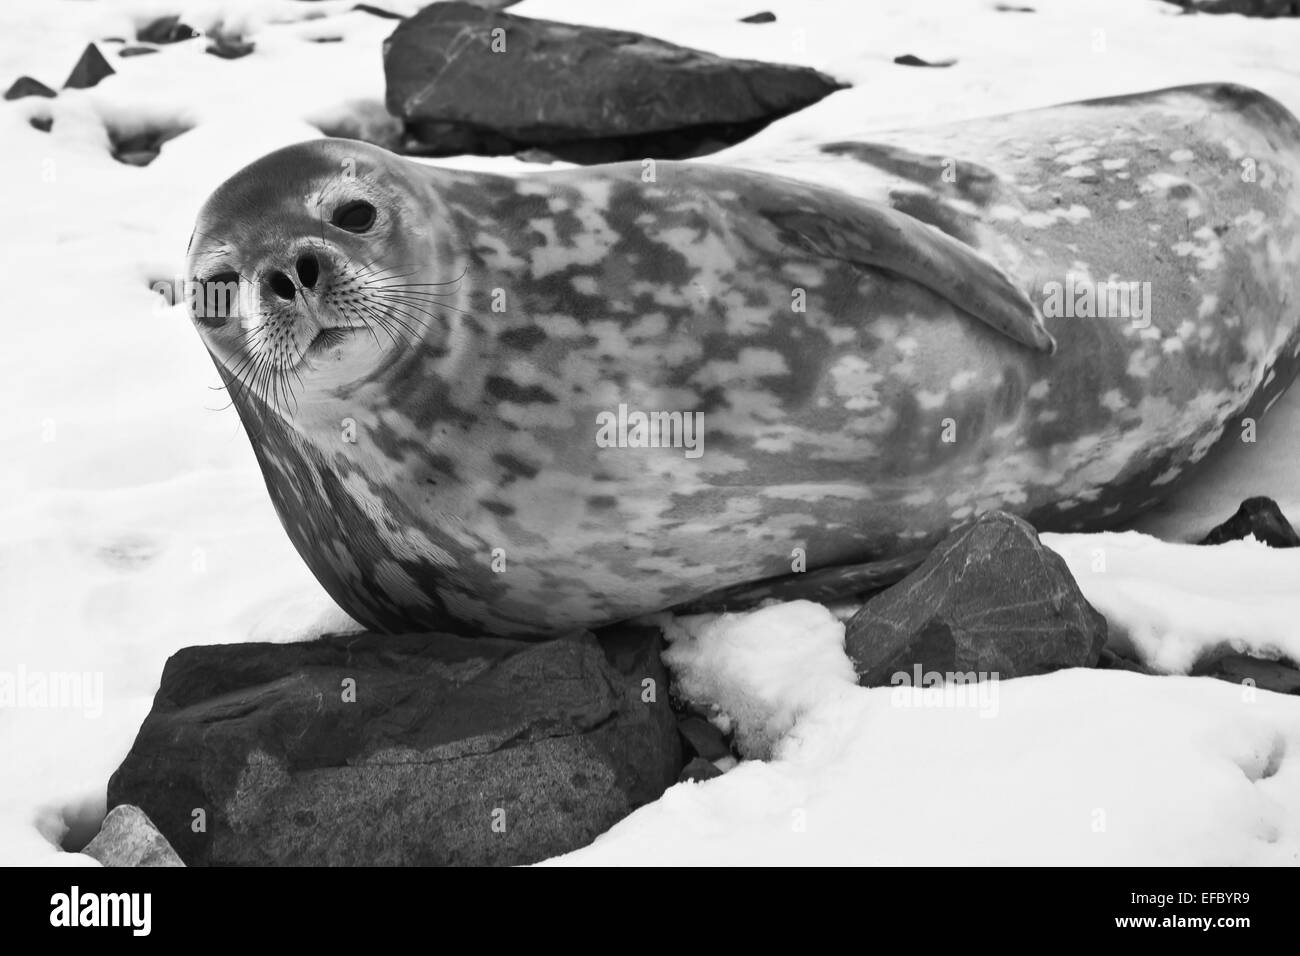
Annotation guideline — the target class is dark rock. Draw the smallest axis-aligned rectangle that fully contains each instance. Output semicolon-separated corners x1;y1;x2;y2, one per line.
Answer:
107;124;189;166
384;2;845;160
118;46;159;58
207;32;255;60
108;628;680;866
1198;496;1300;548
1194;653;1300;694
5;76;56;100
82;805;185;867
740;11;777;22
846;512;1108;686
994;3;1036;10
137;16;199;44
1096;648;1157;675
677;715;731;761
29;116;52;133
678;758;723;783
63;44;115;90
893;54;957;67
354;3;406;19
1162;0;1300;14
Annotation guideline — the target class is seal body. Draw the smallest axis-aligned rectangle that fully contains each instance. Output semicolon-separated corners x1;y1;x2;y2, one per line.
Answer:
186;83;1300;636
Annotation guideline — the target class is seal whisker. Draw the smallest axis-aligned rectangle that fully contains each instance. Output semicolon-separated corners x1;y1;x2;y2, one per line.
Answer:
367;289;472;318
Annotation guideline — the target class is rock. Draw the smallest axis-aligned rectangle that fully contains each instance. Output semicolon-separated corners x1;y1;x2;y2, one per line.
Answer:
383;2;845;160
678;757;723;783
30;116;52;133
108;627;680;866
1162;0;1300;14
677;715;731;761
1194;654;1300;694
845;512;1108;686
63;44;115;90
994;3;1036;10
354;3;405;19
1198;496;1300;548
893;54;957;67
82;805;185;867
207;31;255;60
4;76;56;100
740;11;777;22
118;46;159;58
1096;648;1157;675
137;16;199;44
108;124;189;167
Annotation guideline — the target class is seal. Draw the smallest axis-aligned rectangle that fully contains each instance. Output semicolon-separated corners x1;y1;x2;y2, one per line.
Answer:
185;82;1300;636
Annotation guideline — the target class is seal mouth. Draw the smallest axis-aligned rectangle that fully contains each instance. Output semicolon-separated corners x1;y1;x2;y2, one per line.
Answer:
306;327;360;357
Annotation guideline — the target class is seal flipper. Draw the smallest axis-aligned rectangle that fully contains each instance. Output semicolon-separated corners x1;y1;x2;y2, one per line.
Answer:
763;200;1056;354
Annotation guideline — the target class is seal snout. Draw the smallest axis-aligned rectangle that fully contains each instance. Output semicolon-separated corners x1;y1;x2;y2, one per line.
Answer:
265;252;322;302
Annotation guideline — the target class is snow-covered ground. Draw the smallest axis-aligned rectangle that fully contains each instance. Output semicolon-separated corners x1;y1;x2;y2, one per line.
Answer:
2;0;1299;866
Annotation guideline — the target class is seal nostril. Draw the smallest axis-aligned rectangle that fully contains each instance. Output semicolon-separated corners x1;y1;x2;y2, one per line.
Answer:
268;270;296;301
296;254;319;290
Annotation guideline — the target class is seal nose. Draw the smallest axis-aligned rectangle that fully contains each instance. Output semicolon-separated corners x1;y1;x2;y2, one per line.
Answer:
296;253;319;290
265;254;320;301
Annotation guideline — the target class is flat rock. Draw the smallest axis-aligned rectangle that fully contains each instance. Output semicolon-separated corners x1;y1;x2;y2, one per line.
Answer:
1198;496;1300;548
108;627;680;866
1163;0;1300;14
82;805;184;867
1195;653;1300;694
845;512;1107;686
354;4;406;19
383;1;844;159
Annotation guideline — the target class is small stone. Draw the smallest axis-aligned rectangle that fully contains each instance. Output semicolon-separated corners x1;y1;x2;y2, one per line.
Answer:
1199;496;1300;548
740;11;777;22
82;805;184;867
137;16;199;45
118;46;159;58
207;34;255;60
4;76;56;100
894;54;957;68
677;715;731;761
354;4;405;19
678;757;723;783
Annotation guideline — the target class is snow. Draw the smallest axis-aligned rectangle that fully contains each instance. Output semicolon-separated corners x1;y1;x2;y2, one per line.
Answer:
2;0;1299;866
556;616;1300;865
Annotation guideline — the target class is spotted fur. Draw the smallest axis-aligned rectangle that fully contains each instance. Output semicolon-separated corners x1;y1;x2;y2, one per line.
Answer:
186;84;1300;636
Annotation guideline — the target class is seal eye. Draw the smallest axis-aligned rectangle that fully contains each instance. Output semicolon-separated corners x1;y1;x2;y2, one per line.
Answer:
332;200;376;233
195;271;241;328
